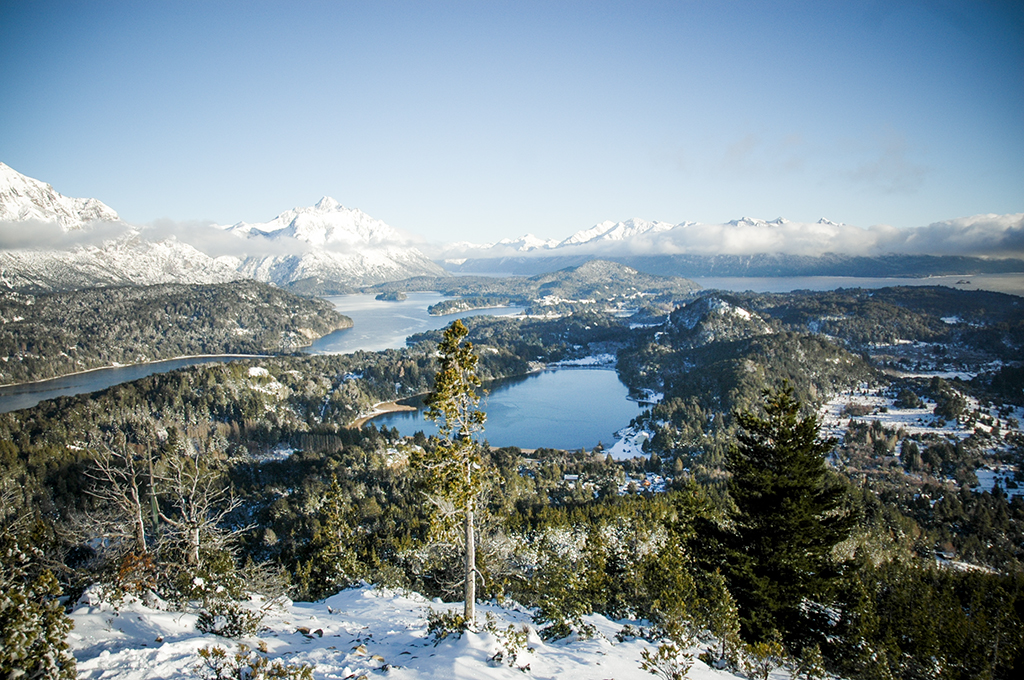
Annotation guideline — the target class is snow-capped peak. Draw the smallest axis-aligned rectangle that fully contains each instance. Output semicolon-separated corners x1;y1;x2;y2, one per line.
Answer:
496;233;560;251
559;217;675;246
726;216;789;228
0;162;120;230
314;196;341;211
817;217;844;226
225;197;405;247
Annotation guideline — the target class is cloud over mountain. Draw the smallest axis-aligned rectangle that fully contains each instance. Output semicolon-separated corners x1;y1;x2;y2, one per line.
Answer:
436;213;1024;261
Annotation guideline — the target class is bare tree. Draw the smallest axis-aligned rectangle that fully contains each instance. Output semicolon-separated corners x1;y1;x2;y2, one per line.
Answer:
83;438;153;556
157;454;243;569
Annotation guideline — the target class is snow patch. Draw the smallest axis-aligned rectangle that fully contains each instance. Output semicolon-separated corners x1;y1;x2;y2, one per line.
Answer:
69;584;751;680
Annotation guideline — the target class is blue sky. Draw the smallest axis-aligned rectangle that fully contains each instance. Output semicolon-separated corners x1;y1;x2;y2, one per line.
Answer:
1;1;1021;244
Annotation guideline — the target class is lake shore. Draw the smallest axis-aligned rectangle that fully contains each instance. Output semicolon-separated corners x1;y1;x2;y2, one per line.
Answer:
0;353;270;390
351;400;419;428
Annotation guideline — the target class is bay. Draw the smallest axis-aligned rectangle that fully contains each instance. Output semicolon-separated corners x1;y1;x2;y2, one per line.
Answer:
0;294;525;413
371;368;643;451
307;292;525;354
0;356;246;414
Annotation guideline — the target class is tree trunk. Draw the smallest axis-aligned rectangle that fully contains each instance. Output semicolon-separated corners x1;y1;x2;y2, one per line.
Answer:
464;502;475;624
133;500;147;555
147;451;160;534
188;525;200;567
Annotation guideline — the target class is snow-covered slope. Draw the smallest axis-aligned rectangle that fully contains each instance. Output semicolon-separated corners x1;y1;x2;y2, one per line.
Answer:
0;163;241;291
0;232;241;291
222;198;446;286
0;162;119;229
70;584;774;680
559;217;680;247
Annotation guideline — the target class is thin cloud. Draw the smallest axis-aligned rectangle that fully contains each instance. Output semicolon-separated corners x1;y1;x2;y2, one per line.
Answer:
848;132;930;194
0;219;135;249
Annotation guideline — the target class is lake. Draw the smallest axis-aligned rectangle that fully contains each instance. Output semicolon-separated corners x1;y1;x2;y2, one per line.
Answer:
0;295;525;413
4;274;1015;415
371;367;643;451
0;356;245;414
307;292;525;354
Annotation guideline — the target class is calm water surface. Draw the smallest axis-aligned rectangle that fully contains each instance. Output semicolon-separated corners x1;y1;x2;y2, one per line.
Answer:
307;293;524;354
0;294;525;413
372;368;643;451
0;356;240;414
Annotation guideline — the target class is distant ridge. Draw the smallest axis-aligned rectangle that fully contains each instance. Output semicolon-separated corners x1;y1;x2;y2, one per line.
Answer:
442;253;1024;279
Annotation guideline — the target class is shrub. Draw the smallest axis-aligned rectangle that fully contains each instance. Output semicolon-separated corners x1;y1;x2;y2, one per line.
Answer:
484;615;533;670
641;641;693;680
196;600;265;638
640;619;695;680
741;636;786;680
0;540;76;680
193;643;313;680
790;643;827;680
426;608;467;644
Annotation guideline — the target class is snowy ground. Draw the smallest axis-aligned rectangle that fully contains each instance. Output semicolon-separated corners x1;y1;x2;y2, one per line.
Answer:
818;389;965;440
607;425;651;460
818;383;1024;497
70;585;798;680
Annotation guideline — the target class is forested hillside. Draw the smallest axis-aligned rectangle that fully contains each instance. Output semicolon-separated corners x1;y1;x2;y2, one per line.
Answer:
0;281;351;385
363;259;701;317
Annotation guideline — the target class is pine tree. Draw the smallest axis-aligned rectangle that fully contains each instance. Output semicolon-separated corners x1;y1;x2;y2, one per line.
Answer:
725;383;855;642
413;319;486;624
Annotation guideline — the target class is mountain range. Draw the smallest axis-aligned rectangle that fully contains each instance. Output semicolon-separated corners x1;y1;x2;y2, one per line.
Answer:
0;163;442;292
1;161;1022;292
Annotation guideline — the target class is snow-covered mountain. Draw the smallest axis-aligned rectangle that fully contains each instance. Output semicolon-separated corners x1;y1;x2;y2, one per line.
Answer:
559;217;680;246
0;163;241;291
0;164;443;291
0;232;242;291
0;162;120;229
438;211;1024;271
220;197;446;287
442;218;681;260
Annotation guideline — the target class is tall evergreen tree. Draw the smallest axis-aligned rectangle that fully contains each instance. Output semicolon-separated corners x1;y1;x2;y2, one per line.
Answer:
413;319;486;623
725;383;855;642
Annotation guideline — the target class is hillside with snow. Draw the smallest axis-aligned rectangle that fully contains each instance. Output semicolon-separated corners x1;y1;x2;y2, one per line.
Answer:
0;162;120;229
0;233;242;292
0;163;241;291
71;584;796;680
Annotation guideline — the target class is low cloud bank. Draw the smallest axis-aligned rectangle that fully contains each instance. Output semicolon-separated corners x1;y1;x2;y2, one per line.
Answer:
4;213;1023;261
436;213;1024;260
0;220;136;249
